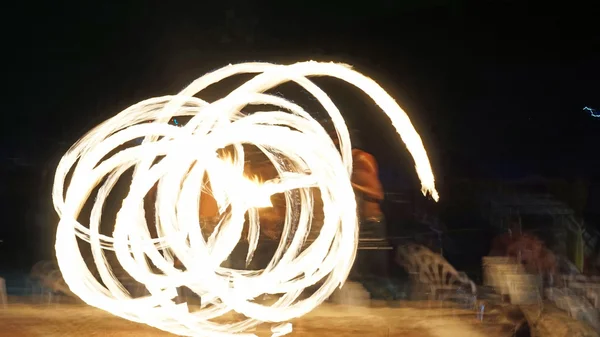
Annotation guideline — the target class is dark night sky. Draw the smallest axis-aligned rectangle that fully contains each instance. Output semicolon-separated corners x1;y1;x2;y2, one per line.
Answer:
1;1;599;266
4;1;598;173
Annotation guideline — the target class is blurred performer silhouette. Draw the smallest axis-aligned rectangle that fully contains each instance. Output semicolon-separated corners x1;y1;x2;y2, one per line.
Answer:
489;218;557;288
326;126;390;286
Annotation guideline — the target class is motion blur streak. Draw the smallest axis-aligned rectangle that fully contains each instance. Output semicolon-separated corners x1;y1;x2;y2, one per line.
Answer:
52;61;438;336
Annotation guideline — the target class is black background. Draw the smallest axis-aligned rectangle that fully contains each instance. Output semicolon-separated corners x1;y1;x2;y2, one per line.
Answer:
1;0;599;269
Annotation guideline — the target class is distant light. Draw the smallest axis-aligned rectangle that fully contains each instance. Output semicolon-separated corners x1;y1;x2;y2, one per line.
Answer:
584;106;599;118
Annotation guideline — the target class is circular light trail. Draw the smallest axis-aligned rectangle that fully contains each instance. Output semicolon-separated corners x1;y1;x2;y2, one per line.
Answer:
52;61;438;337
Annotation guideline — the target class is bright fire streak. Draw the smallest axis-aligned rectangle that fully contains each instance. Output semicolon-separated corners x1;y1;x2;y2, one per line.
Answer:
52;61;439;337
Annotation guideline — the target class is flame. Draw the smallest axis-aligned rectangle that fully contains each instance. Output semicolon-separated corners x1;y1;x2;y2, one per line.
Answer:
52;61;438;337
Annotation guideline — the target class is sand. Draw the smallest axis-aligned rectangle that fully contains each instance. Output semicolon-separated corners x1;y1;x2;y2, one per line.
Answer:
0;298;516;337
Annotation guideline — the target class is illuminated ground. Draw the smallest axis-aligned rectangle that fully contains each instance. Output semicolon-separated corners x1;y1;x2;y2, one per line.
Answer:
0;298;518;337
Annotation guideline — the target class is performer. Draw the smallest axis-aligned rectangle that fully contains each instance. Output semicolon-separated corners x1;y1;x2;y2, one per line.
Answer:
324;126;389;282
489;219;557;288
234;153;286;270
350;146;389;279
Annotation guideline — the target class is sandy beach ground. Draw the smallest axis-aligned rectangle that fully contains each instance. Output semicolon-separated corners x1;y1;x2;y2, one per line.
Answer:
0;297;518;337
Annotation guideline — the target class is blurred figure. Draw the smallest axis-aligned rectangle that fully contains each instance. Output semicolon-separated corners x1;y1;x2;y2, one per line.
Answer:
325;126;389;283
490;221;557;287
349;146;389;279
506;234;557;277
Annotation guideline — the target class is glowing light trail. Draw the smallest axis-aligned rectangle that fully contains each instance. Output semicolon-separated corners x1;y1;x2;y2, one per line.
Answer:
584;106;599;118
52;61;438;337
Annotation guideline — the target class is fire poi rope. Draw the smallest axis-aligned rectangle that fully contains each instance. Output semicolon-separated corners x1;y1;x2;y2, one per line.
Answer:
52;61;439;337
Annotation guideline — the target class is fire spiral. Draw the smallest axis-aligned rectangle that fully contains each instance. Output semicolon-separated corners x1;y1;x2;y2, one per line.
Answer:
52;61;438;336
